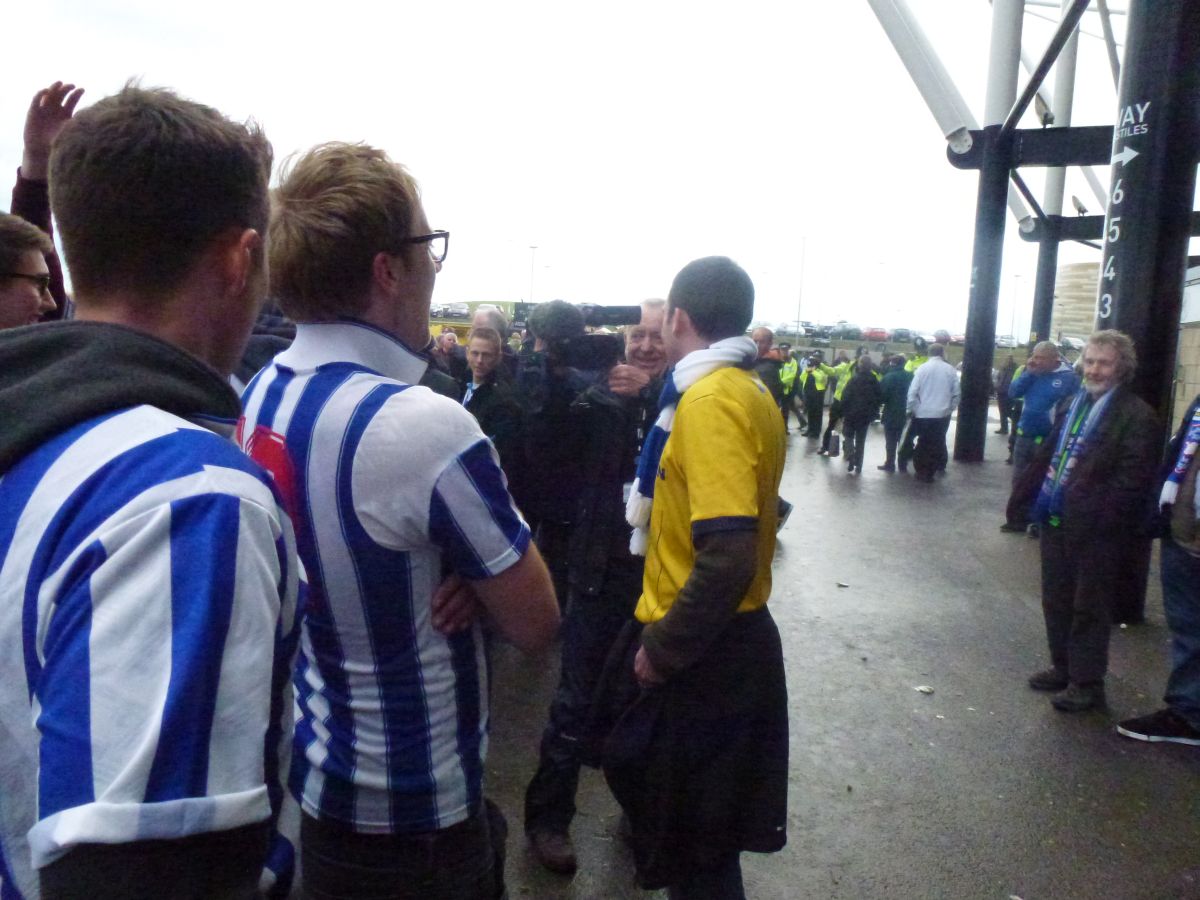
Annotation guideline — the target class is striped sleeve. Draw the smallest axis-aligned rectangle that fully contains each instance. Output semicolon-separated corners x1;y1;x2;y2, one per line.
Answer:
428;439;530;580
26;485;297;868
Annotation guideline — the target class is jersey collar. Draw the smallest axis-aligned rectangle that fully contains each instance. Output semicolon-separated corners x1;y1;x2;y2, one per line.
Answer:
278;319;429;384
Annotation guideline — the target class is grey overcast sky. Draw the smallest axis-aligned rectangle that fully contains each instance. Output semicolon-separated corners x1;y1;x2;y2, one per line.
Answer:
3;1;1136;333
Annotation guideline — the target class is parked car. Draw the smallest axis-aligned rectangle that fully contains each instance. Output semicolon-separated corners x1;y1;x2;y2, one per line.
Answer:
1059;335;1086;351
933;329;952;345
863;327;889;342
950;334;966;345
446;302;470;319
995;334;1019;348
832;322;863;341
890;328;915;344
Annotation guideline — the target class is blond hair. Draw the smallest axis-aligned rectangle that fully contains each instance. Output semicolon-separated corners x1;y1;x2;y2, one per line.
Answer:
270;142;422;322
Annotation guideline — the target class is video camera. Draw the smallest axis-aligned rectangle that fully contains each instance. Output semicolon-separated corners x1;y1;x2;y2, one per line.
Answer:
519;301;643;372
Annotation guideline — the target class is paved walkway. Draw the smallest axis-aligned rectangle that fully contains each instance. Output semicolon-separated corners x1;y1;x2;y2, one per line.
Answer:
488;416;1200;900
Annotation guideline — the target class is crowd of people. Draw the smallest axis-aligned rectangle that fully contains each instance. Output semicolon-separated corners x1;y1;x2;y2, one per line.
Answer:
0;78;1198;900
0;82;787;900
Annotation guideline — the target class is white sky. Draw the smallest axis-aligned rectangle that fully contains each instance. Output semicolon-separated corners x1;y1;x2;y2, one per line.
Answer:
3;1;1140;334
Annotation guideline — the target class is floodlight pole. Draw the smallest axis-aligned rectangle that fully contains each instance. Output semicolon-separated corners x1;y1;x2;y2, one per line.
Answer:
954;0;1024;463
1031;0;1082;344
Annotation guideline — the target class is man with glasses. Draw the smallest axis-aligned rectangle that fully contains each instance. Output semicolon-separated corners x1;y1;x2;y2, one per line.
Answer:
0;213;57;329
240;142;559;900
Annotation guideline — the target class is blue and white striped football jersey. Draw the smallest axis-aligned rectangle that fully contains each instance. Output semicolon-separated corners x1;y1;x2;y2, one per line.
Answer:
239;320;531;834
0;405;302;899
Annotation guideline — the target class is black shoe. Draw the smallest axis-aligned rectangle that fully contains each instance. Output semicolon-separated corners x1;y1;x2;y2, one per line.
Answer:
1000;522;1025;533
1052;682;1106;712
915;473;934;483
877;464;895;472
995;428;1008;434
1028;667;1069;691
529;830;578;875
1005;456;1014;465
898;464;909;474
1117;709;1200;745
1027;524;1040;539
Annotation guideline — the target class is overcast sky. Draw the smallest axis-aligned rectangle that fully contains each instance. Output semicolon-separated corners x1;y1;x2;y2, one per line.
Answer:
3;1;1144;333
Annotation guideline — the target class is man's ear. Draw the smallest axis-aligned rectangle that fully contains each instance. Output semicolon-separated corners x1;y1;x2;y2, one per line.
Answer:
216;227;262;298
372;250;407;295
670;306;691;338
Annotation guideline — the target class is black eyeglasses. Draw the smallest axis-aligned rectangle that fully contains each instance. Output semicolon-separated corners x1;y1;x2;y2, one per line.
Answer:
399;230;449;265
2;272;51;294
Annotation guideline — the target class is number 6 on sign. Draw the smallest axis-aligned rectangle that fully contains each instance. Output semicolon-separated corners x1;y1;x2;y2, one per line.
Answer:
1099;294;1113;318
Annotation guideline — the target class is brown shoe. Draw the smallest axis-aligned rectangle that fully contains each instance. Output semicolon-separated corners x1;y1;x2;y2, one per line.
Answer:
529;829;577;875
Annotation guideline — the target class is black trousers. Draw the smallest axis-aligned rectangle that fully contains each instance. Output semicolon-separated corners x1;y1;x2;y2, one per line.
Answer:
821;399;843;452
1039;526;1124;685
524;560;641;835
40;822;269;900
843;422;869;471
300;803;507;900
910;416;950;477
803;391;824;436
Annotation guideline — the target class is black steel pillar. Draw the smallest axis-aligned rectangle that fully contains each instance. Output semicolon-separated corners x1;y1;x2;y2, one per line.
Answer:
1031;224;1059;343
955;125;1013;462
1095;0;1200;413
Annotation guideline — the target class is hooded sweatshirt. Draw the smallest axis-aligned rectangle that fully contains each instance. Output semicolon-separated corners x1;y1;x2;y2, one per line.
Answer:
1008;359;1079;440
0;321;300;898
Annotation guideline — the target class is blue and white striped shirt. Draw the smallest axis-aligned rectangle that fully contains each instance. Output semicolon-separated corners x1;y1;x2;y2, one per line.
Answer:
239;320;530;834
0;405;302;899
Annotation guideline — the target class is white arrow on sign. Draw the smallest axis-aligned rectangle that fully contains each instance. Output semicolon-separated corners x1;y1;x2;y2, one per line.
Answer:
1112;145;1140;166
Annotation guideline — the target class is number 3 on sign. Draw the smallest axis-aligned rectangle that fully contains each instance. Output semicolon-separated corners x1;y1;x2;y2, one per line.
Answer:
1099;294;1113;318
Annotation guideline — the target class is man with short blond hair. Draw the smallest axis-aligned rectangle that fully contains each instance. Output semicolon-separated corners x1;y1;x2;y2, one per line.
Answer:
242;141;558;899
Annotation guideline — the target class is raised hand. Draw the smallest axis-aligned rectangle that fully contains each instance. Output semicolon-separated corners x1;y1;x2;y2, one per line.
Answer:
23;81;85;180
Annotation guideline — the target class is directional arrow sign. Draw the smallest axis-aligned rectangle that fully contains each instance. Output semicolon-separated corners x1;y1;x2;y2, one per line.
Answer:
1112;145;1141;166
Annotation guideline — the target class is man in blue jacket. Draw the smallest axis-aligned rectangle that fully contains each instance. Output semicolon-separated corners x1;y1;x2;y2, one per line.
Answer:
1002;342;1078;534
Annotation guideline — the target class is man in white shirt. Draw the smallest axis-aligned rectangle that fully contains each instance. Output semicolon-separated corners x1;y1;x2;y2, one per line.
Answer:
905;343;960;482
241;142;559;899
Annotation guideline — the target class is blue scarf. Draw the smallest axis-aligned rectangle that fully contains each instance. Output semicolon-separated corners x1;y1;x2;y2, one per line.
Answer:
1033;387;1114;524
1161;400;1200;513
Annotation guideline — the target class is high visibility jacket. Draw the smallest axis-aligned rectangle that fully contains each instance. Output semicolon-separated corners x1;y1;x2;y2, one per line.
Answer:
831;361;854;401
779;358;798;393
905;355;928;373
799;363;834;392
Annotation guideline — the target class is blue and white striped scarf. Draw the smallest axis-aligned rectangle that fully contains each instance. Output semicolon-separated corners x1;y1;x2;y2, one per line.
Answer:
1161;401;1200;515
1033;387;1114;523
625;336;758;555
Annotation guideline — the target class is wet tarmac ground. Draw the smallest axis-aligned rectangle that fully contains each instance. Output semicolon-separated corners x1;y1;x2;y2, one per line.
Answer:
487;416;1200;900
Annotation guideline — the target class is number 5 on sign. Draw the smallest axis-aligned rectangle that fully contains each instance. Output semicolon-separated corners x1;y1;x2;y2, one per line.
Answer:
1107;218;1121;244
1099;294;1113;318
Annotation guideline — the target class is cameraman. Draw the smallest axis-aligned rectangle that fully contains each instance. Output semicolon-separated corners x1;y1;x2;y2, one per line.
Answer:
522;299;668;875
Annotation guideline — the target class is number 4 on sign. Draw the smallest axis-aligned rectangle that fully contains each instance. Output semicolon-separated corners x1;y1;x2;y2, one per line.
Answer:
1104;256;1116;281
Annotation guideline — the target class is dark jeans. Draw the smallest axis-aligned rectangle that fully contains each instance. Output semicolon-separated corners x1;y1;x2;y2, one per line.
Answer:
820;399;843;451
803;391;824;436
40;822;269;900
667;853;745;900
911;416;950;478
524;561;641;835
882;420;904;467
1007;434;1042;526
996;396;1015;433
1039;526;1123;685
843;421;869;470
1162;539;1200;727
300;802;507;900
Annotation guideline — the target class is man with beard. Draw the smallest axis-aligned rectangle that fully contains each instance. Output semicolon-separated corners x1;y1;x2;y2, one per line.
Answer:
524;299;669;874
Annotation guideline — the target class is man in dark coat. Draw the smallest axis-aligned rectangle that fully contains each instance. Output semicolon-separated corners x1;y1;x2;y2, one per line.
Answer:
1021;330;1160;712
877;354;912;472
840;356;883;475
